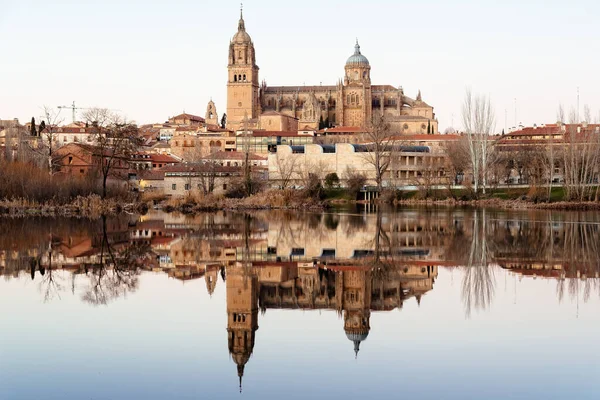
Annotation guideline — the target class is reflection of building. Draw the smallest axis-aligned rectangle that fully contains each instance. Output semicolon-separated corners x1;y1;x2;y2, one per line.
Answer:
226;265;259;392
225;260;437;388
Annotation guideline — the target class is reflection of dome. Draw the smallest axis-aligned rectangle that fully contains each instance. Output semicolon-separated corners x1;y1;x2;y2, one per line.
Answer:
346;41;370;66
346;331;369;358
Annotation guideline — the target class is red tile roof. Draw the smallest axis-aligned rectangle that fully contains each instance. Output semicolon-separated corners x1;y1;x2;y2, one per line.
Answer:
171;113;205;123
249;130;303;137
149;154;181;163
400;134;461;141
208;151;266;161
318;126;363;134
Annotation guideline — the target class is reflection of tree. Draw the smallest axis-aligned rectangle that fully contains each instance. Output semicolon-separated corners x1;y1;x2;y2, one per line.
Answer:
38;241;65;302
461;209;495;318
81;216;148;306
368;211;394;280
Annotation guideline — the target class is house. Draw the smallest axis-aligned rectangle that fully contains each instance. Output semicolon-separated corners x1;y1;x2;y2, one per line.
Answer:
130;152;181;170
168;113;205;126
207;151;267;168
54;143;130;179
161;163;244;196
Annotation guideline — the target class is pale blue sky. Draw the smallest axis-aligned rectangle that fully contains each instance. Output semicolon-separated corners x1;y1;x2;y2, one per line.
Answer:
2;0;599;131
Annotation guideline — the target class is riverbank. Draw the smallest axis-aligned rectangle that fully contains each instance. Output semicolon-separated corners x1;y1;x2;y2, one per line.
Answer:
0;196;137;218
161;190;326;213
3;189;600;218
392;198;600;210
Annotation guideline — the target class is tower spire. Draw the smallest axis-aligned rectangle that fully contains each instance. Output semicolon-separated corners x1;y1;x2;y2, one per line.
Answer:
238;3;245;31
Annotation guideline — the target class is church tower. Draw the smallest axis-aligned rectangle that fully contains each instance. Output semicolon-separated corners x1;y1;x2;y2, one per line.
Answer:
226;264;259;392
226;7;260;131
342;41;372;128
205;99;219;126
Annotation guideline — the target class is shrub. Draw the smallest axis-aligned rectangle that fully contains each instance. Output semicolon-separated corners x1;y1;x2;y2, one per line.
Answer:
302;173;324;200
345;171;367;199
324;172;340;189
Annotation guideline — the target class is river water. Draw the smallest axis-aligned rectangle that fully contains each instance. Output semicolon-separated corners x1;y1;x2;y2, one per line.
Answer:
1;209;599;399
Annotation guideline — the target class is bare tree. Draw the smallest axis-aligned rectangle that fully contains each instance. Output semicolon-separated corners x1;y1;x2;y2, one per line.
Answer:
35;106;64;174
274;153;300;189
462;89;496;196
82;108;139;198
560;106;600;201
443;137;471;198
359;114;396;190
199;161;219;195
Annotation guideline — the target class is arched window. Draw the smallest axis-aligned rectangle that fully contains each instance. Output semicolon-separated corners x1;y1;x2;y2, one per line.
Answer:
215;140;221;147
243;74;246;81
234;75;237;82
238;74;242;81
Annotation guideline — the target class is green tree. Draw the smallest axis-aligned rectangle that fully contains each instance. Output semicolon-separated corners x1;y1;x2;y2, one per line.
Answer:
318;115;325;130
220;113;227;129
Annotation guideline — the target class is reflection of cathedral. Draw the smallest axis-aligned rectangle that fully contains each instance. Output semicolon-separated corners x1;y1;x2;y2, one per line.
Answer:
226;9;438;133
225;261;437;388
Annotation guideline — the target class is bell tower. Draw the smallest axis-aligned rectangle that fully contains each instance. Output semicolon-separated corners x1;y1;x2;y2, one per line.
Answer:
342;41;372;128
226;6;260;131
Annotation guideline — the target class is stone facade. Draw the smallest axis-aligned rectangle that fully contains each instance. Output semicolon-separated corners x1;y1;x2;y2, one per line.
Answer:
226;11;438;134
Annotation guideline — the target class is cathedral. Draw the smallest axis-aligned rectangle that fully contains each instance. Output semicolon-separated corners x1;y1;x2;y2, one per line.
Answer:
226;9;438;134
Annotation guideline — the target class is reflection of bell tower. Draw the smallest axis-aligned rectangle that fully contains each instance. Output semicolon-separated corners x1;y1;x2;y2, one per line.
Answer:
342;270;371;358
226;264;258;392
205;266;219;296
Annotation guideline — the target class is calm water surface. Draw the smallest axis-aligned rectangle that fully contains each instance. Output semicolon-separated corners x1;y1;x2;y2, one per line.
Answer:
1;209;599;399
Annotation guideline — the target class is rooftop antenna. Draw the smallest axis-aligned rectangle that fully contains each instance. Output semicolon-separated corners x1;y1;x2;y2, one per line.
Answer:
577;86;580;124
514;98;517;128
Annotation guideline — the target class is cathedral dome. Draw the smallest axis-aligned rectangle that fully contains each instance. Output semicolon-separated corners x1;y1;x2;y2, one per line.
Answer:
233;29;252;44
232;10;252;44
346;41;370;66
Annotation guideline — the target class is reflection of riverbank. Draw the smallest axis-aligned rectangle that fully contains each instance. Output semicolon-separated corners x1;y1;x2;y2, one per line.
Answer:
1;209;599;303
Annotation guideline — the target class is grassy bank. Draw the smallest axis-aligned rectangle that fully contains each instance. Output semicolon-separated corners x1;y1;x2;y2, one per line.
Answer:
155;189;327;213
0;195;138;218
